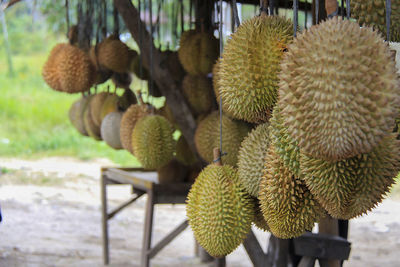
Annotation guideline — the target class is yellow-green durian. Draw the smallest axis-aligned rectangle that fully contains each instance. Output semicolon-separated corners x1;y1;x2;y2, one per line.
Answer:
69;97;89;136
218;15;293;123
237;123;271;197
100;94;120;121
269;107;300;177
300;133;400;220
178;30;219;75
176;135;197;166
252;201;270;232
351;0;400;42
100;111;123;150
186;164;255;257
131;115;175;169
182;75;213;116
278;17;400;161
194;112;251;166
259;146;323;239
120;104;150;154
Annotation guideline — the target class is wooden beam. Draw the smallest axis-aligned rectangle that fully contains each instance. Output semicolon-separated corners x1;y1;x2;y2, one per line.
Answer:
114;0;198;156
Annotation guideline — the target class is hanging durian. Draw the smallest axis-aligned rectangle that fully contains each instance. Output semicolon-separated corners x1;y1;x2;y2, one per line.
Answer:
182;75;213;116
178;30;219;75
176;135;197;166
278;17;400;161
83;96;102;140
100;94;120;121
300;133;400;220
259;146;323;239
69;97;89;136
131;115;175;169
351;0;400;42
120;104;149;154
42;44;67;92
97;36;132;73
186;164;255;257
253;201;270;232
237;123;271;197
218;15;294;123
195;112;251;166
100;111;123;150
90;92;113;127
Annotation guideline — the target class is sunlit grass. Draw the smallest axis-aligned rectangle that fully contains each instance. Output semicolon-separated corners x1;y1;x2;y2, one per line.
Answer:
0;52;139;166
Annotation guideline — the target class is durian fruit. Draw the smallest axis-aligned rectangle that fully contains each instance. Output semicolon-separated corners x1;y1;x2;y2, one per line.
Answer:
300;133;400;220
83;97;102;140
253;201;270;232
176;135;197;166
89;45;113;85
178;30;219;75
57;44;95;93
218;15;293;123
90;92;112;127
269;107;300;177
182;75;213;116
351;0;400;42
130;55;150;80
120;104;149;154
98;37;132;73
100;111;123;149
119;89;138;110
42;43;67;92
100;94;120;121
157;159;188;184
69;97;89;136
237;123;270;197
194;112;251;166
212;59;221;102
186;164;255;257
161;50;186;83
278;17;400;161
259;146;323;239
156;104;177;129
131;115;175;169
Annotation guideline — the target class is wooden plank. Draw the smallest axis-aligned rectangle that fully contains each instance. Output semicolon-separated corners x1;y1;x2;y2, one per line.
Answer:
243;230;269;267
298;256;316;267
104;169;155;191
147;220;189;259
293;232;351;261
107;193;144;220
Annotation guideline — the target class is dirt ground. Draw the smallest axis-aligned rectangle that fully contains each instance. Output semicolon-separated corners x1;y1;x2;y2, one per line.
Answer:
0;157;399;267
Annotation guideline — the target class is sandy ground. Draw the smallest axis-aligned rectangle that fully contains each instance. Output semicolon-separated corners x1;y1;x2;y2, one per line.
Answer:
0;157;399;267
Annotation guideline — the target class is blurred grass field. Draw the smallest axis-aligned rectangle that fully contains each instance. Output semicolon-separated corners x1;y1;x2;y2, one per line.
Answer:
0;52;139;166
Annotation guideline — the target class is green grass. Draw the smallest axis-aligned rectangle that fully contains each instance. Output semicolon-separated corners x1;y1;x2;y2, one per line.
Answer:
0;52;139;166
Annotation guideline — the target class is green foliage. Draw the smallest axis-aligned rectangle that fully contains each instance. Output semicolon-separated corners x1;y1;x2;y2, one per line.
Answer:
0;53;139;166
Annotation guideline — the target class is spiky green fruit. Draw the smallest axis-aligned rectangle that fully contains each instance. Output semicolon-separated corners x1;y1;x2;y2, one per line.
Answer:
186;164;255;257
300;134;400;220
269;107;300;177
176;135;197;166
194;112;251;166
218;15;293;123
178;30;219;75
182;75;213;116
120;104;149;154
278;18;400;161
351;0;400;42
253;202;270;232
237;123;271;197
259;146;323;239
69;97;89;136
131;115;175;169
100;111;123;150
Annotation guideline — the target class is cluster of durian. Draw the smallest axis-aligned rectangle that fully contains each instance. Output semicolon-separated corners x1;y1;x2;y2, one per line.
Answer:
187;15;400;258
350;0;400;42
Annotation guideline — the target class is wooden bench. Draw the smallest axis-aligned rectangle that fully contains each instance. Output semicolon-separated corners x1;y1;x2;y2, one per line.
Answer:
101;167;192;267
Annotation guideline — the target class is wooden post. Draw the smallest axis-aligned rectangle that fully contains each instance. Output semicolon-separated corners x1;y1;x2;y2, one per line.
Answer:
141;188;155;267
0;6;14;76
101;173;109;265
318;216;340;267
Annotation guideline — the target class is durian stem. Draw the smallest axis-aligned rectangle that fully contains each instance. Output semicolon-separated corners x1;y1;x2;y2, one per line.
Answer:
213;148;223;166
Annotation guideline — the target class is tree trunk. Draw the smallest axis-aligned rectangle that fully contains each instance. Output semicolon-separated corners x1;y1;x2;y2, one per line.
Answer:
113;0;198;157
0;6;14;76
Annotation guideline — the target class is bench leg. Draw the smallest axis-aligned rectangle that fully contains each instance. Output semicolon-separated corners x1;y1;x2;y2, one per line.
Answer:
101;175;109;265
141;190;154;267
